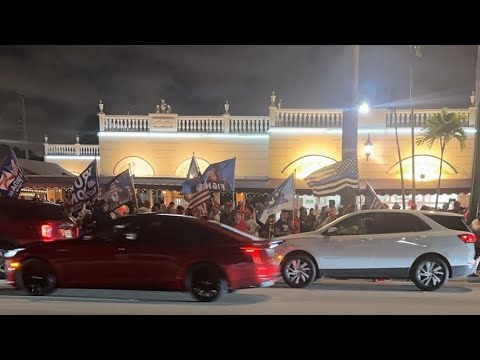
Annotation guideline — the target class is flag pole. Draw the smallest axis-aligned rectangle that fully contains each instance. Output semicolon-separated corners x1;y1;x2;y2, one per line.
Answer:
293;170;296;215
128;163;138;210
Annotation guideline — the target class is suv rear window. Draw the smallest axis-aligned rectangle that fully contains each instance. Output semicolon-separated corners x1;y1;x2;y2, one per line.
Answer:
425;215;470;231
0;201;69;221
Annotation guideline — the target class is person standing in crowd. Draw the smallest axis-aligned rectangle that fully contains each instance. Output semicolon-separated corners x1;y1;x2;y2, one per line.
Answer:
167;201;177;214
289;210;301;234
470;213;480;277
305;208;316;232
245;212;260;236
313;203;320;219
275;210;291;236
137;202;150;213
231;210;248;233
298;207;308;232
220;202;233;226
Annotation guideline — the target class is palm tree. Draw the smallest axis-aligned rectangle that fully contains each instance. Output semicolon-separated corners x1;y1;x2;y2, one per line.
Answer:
416;108;467;209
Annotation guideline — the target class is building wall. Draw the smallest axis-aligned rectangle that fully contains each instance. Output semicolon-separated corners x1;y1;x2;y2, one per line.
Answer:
43;105;476;185
98;134;270;178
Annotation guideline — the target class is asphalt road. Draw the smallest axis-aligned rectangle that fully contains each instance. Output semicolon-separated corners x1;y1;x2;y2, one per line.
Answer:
1;278;480;315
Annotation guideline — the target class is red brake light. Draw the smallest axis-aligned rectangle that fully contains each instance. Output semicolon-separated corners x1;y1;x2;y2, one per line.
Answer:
241;247;262;264
41;224;53;240
458;233;476;243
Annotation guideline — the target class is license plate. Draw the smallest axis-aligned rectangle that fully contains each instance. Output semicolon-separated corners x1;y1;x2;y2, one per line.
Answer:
64;229;73;238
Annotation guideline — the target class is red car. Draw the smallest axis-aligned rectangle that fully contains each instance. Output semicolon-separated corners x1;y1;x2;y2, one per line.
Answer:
0;198;77;279
5;214;281;302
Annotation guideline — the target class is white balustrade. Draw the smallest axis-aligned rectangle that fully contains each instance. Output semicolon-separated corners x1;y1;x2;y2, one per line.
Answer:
45;144;99;156
386;109;471;127
178;117;225;133
104;115;150;131
229;117;269;133
275;109;343;128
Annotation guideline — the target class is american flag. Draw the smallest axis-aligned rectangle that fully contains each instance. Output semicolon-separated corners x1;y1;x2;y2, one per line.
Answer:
365;182;386;209
304;157;359;196
187;188;211;215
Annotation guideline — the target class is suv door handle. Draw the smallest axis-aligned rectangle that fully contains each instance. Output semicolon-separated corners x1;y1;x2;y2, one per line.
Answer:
117;247;126;251
361;237;373;242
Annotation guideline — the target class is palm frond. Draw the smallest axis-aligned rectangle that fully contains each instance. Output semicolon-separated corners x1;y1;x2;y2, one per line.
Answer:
416;108;468;151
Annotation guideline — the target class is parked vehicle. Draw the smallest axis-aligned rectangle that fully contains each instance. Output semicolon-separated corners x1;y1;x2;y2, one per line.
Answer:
5;213;281;302
0;198;77;279
274;210;476;291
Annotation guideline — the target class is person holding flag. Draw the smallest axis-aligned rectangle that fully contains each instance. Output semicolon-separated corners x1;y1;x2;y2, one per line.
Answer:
0;144;28;199
71;159;100;217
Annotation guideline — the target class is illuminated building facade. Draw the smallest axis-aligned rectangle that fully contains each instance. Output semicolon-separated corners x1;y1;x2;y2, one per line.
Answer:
33;94;477;209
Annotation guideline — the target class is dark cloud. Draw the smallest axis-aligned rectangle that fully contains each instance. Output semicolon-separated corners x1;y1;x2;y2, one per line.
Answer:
0;45;476;155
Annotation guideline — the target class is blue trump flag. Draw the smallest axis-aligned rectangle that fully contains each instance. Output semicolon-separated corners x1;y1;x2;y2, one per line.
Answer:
0;144;28;199
258;173;295;224
101;168;136;212
71;159;99;216
199;157;235;192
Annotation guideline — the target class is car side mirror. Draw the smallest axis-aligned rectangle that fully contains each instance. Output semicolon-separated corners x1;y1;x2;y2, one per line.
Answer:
325;227;337;236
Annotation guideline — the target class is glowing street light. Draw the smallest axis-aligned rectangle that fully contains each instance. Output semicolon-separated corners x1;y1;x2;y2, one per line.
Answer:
358;102;369;114
364;133;373;161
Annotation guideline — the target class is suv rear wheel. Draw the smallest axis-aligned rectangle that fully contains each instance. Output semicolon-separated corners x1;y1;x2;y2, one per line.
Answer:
411;256;449;291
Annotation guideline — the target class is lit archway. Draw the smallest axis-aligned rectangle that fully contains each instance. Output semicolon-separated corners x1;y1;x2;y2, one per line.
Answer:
386;155;458;182
113;156;155;177
282;154;338;179
174;157;210;177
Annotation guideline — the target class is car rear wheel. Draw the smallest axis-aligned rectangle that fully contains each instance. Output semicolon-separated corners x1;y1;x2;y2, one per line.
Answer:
188;264;227;302
411;256;449;291
282;254;317;288
17;259;57;296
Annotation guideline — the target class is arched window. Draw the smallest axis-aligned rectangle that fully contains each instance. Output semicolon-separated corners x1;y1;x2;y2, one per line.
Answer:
113;156;155;177
174;157;210;177
386;155;459;182
281;154;338;179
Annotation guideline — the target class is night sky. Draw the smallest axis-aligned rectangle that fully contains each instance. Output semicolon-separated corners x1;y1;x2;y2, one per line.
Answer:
0;45;476;155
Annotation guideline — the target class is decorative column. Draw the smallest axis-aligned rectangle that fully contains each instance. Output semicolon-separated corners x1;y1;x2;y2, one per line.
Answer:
98;99;105;131
43;134;48;157
269;91;277;127
75;134;80;155
223;100;231;133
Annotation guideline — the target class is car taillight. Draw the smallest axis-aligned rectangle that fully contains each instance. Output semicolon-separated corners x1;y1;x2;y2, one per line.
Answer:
459;233;476;243
241;247;263;264
41;224;53;241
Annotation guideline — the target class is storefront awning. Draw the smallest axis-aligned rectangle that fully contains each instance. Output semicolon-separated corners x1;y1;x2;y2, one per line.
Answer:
23;176;472;196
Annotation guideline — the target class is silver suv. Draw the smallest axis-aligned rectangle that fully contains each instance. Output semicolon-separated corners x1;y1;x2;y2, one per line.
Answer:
274;210;476;291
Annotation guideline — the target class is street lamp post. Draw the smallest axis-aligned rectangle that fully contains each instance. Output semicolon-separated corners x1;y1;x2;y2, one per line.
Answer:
18;91;29;160
409;46;416;208
340;45;360;207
